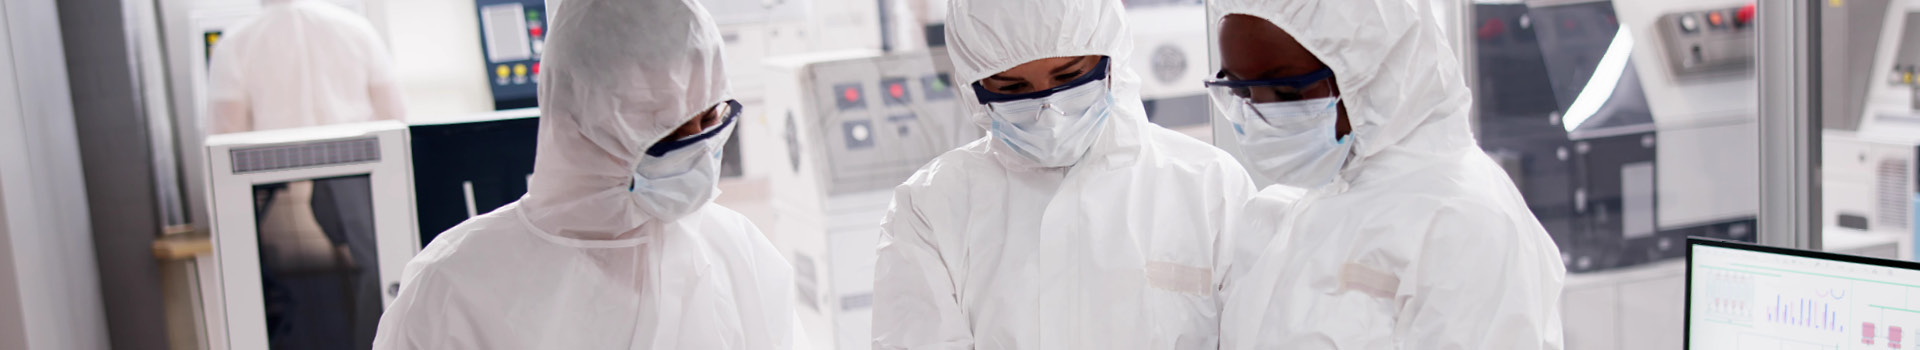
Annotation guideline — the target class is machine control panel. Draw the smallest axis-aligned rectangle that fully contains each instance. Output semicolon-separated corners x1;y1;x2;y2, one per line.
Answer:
802;52;972;195
1657;4;1756;77
476;0;547;110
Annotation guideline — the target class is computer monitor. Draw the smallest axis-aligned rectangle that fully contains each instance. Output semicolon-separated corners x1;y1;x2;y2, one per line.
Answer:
1687;238;1920;349
407;109;539;245
201;121;418;350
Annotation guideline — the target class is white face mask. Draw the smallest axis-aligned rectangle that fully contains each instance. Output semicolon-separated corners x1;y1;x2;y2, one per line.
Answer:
984;79;1114;168
1232;97;1354;188
631;116;734;221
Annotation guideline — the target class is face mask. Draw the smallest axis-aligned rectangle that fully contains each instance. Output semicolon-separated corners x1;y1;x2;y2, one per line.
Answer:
631;109;736;221
984;79;1113;168
1232;97;1354;188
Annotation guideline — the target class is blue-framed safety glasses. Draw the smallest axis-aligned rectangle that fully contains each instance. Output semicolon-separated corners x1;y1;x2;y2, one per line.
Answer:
971;56;1112;105
1204;67;1338;124
645;99;741;157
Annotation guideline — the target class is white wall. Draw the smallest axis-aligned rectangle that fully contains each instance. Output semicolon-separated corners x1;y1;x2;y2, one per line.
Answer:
0;0;113;347
383;0;496;119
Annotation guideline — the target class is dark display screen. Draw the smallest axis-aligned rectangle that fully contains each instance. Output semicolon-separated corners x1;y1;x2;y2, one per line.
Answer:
251;175;381;350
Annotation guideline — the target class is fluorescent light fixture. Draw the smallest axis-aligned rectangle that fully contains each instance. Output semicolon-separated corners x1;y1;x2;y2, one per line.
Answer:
1562;27;1635;132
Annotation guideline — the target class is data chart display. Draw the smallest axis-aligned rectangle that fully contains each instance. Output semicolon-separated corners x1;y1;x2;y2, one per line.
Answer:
1689;239;1920;349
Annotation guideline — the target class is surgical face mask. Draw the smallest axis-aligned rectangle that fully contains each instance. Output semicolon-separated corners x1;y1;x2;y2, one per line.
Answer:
631;101;738;221
1231;97;1354;188
984;81;1113;168
974;56;1116;168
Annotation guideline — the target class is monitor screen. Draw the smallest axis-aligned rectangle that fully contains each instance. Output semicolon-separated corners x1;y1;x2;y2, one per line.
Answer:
252;174;381;350
1688;239;1920;349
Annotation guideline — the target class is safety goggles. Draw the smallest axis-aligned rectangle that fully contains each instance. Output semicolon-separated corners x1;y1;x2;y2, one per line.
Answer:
1204;67;1338;124
972;56;1112;105
645;99;741;157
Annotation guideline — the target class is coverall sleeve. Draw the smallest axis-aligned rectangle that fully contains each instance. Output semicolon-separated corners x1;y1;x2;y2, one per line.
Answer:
732;220;798;350
1210;160;1259;303
1400;204;1567;350
871;185;973;350
370;265;446;350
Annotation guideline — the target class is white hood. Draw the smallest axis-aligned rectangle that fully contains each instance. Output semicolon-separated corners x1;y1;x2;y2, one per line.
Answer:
1209;0;1477;162
944;0;1153;169
522;0;731;241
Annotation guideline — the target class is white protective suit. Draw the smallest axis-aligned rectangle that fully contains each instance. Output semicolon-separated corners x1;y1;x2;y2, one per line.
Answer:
871;0;1258;348
206;0;405;134
369;0;794;348
1211;0;1567;349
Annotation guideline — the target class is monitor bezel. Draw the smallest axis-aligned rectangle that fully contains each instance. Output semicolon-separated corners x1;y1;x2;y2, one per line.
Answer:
1684;237;1920;349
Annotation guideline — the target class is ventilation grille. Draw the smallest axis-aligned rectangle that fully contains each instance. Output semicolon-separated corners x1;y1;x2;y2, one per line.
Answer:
1878;158;1911;231
230;137;381;174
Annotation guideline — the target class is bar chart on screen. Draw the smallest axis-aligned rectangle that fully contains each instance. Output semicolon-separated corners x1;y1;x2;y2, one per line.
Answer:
1688;243;1920;350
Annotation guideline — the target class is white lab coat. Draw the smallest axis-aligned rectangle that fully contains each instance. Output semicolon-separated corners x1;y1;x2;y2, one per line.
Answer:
206;0;404;134
870;0;1259;348
370;0;794;348
1210;0;1567;349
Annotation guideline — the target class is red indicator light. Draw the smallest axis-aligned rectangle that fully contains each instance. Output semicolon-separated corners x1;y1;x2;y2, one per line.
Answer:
532;62;540;74
843;88;860;102
530;26;543;37
1737;4;1755;26
889;84;904;99
1477;19;1505;39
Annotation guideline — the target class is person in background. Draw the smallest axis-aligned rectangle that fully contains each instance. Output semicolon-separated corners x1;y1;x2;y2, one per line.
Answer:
370;0;795;348
207;0;404;133
207;2;405;347
869;0;1258;348
1206;0;1566;348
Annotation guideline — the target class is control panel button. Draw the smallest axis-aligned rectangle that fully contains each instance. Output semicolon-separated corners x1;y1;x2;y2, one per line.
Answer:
842;120;874;149
1680;15;1700;33
881;77;909;106
1737;4;1755;27
833;83;865;111
1708;11;1725;28
921;74;954;101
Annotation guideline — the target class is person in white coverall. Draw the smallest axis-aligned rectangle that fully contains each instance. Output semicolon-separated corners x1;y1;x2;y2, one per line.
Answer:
870;0;1258;348
207;0;405;134
1205;0;1567;349
369;0;795;348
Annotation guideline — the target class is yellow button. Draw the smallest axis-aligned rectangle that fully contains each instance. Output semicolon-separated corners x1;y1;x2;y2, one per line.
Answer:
514;64;528;77
496;65;510;79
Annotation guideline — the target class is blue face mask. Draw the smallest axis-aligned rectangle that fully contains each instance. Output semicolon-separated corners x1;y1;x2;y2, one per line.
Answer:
630;100;738;221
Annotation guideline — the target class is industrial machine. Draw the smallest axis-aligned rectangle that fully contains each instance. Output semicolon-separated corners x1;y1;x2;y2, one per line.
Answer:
201;121;419;350
1127;2;1214;141
1472;0;1759;275
1455;0;1916;348
759;49;973;350
1463;1;1773;348
474;0;547;110
1819;0;1920;260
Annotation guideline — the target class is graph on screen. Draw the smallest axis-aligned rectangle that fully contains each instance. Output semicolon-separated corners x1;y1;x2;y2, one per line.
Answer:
1690;243;1920;349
